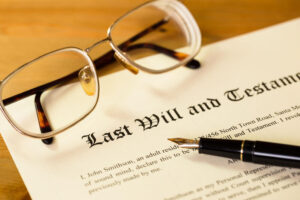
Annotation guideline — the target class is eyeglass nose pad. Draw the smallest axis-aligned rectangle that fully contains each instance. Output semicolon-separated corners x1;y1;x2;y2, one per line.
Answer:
114;52;139;75
78;66;96;96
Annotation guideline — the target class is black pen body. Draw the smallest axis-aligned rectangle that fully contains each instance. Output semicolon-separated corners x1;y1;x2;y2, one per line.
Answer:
199;138;300;168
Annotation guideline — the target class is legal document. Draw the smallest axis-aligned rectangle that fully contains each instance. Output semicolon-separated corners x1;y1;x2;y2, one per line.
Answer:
0;18;300;200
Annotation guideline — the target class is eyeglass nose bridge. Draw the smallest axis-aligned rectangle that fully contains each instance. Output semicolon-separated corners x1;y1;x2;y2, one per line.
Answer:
85;37;139;75
85;38;109;53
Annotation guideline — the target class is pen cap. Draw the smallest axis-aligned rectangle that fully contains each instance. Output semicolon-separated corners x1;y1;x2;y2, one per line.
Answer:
249;141;300;168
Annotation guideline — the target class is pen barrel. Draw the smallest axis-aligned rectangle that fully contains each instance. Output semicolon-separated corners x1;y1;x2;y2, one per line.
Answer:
199;138;244;160
243;141;300;168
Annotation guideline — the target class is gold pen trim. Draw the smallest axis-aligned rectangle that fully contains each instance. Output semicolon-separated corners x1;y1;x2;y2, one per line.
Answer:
240;140;245;161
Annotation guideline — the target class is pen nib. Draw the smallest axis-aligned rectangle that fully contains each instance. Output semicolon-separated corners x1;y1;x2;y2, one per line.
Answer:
168;138;199;149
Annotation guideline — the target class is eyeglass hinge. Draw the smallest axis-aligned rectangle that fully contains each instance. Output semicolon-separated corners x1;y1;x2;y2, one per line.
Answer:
114;52;139;75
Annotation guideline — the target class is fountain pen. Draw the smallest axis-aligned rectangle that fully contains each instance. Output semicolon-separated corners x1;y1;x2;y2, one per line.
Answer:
168;138;300;168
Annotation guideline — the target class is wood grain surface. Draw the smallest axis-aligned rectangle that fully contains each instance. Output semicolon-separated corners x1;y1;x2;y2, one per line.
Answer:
0;0;299;199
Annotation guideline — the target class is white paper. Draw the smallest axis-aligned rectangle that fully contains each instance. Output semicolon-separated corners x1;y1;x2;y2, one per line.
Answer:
1;18;300;200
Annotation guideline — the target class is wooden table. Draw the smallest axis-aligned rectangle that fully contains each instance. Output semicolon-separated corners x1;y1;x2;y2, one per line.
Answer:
0;0;299;199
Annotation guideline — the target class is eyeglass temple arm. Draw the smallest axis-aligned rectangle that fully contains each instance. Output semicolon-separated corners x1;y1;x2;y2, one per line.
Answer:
3;42;198;106
3;70;78;106
123;43;200;69
3;19;200;106
34;92;53;144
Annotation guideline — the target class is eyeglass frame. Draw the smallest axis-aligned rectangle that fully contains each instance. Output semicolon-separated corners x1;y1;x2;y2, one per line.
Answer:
0;0;202;142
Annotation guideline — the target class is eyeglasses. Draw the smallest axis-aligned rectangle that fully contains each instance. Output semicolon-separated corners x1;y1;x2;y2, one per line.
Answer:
0;0;201;145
